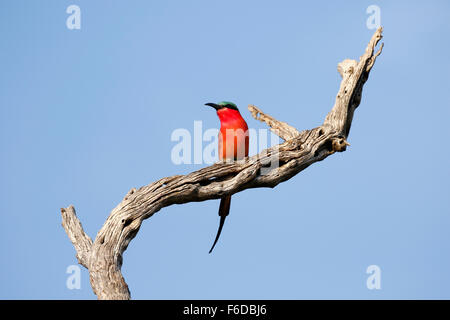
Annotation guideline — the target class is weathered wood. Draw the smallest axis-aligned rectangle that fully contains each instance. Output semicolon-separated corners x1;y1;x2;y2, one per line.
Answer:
61;27;383;300
61;205;92;269
323;28;383;136
248;104;300;141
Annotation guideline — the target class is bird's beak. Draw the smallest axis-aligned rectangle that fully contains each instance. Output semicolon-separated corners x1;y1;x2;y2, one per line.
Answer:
205;103;220;110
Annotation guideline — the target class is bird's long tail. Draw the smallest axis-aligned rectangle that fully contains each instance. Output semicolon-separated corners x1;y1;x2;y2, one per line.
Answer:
208;195;231;254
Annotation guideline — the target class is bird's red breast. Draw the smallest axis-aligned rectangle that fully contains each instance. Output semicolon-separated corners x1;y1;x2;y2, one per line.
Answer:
216;108;249;161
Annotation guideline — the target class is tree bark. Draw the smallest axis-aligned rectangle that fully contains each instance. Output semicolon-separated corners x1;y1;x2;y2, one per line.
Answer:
61;28;383;300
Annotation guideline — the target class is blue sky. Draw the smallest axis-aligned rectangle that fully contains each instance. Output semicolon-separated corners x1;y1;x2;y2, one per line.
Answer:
1;0;449;299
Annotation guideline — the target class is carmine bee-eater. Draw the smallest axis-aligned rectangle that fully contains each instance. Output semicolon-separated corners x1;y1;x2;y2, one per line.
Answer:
205;101;249;253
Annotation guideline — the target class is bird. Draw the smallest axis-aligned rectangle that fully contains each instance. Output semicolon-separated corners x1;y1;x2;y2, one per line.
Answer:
205;101;249;253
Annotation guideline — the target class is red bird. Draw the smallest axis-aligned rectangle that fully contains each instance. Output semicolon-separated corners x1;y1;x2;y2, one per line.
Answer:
205;101;249;253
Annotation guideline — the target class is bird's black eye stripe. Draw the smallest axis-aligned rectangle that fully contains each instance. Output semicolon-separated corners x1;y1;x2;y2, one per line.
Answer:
225;104;239;111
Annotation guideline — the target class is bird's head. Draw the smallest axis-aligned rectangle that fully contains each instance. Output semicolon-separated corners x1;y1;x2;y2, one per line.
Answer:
205;101;239;112
205;101;241;120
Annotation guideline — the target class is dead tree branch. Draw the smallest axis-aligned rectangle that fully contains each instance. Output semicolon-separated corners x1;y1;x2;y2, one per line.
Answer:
61;28;383;300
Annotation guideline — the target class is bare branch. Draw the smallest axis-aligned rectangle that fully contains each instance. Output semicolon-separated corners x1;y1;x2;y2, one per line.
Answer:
61;205;92;268
61;28;384;300
248;104;300;140
323;26;383;137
